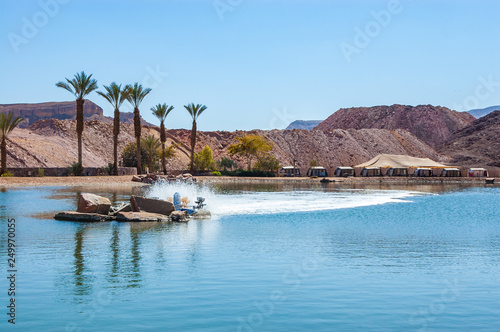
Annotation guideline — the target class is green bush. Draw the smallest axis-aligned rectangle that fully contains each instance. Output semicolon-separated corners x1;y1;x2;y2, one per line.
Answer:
193;146;215;172
1;171;14;177
37;168;44;177
68;162;82;176
254;154;281;173
211;171;221;176
121;142;149;169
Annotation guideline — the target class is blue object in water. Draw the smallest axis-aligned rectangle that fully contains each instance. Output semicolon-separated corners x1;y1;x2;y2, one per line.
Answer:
173;192;181;210
181;208;195;215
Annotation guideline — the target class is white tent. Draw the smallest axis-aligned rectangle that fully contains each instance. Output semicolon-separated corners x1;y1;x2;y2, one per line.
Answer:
355;154;449;168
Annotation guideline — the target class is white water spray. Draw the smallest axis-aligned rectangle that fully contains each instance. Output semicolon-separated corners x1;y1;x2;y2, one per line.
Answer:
146;181;420;217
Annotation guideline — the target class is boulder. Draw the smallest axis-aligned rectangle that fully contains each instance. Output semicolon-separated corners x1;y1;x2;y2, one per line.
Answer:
170;210;188;222
116;211;169;222
130;196;175;216
77;193;111;215
132;175;142;182
54;211;114;222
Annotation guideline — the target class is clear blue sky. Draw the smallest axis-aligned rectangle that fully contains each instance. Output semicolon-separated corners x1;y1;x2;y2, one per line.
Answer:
1;0;499;131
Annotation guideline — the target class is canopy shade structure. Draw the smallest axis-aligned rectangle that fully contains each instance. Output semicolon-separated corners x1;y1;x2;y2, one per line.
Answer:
355;154;449;168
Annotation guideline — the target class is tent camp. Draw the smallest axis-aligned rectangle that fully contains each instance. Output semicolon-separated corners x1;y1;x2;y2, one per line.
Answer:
307;167;328;177
468;168;488;177
355;154;449;169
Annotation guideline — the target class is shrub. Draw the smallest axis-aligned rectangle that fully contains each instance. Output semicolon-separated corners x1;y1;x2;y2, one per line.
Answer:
100;163;114;176
37;168;45;177
217;157;237;171
1;171;14;177
211;170;221;176
67;162;82;176
193;146;215;172
121;142;148;169
254;154;281;173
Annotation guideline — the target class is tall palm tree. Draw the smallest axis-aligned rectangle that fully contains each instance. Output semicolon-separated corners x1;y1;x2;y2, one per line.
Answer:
184;103;207;173
141;135;161;173
0;113;23;175
125;83;151;174
151;103;174;174
97;83;129;175
56;71;98;175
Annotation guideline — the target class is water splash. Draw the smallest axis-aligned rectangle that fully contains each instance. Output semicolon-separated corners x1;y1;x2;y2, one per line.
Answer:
145;180;216;211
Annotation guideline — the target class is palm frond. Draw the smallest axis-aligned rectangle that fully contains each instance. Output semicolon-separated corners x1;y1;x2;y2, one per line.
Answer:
0;112;23;138
56;71;98;100
126;83;152;108
184;103;207;121
97;82;127;109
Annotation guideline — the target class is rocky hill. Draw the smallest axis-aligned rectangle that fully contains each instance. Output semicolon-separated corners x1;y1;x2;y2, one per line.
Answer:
4;118;446;171
314;104;475;148
0;100;154;128
0;101;102;128
286;120;322;130
467;105;500;118
439;111;500;167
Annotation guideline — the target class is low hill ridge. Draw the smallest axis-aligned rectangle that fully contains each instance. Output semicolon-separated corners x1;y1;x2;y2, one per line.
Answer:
314;104;474;148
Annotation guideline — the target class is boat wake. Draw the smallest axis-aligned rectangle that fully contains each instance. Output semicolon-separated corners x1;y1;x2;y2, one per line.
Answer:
146;181;420;218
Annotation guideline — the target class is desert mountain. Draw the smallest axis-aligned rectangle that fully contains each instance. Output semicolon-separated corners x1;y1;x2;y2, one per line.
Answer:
439;111;500;167
286;120;322;130
0;100;154;128
314;104;475;148
5;118;446;171
466;105;500;118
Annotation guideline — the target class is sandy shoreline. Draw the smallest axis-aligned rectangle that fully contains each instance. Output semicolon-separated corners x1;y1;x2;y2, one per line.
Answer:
0;175;497;189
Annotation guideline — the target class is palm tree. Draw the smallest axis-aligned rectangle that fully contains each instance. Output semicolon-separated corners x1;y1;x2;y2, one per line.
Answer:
125;83;151;174
56;71;98;175
0;112;23;175
184;103;207;173
97;83;129;175
151;103;174;174
141;135;161;173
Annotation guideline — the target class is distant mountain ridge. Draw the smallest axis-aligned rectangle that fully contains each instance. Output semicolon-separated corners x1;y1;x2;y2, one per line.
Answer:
314;104;474;148
286;120;322;130
0;100;154;128
466;105;500;118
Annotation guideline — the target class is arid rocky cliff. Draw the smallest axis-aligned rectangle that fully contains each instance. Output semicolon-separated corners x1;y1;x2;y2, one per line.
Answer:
314;104;475;148
0;100;153;128
439;111;500;167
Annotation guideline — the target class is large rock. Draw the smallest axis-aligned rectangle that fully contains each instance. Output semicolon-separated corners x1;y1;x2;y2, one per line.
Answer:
130;196;175;216
77;193;111;215
54;211;114;222
116;212;169;222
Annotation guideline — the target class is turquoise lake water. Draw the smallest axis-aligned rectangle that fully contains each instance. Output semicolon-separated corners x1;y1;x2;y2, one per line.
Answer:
0;182;499;331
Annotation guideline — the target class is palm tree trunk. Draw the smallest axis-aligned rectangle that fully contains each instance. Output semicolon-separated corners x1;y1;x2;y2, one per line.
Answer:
189;120;197;173
113;108;120;176
76;98;84;176
134;107;142;174
160;122;166;174
148;157;153;173
0;136;6;175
